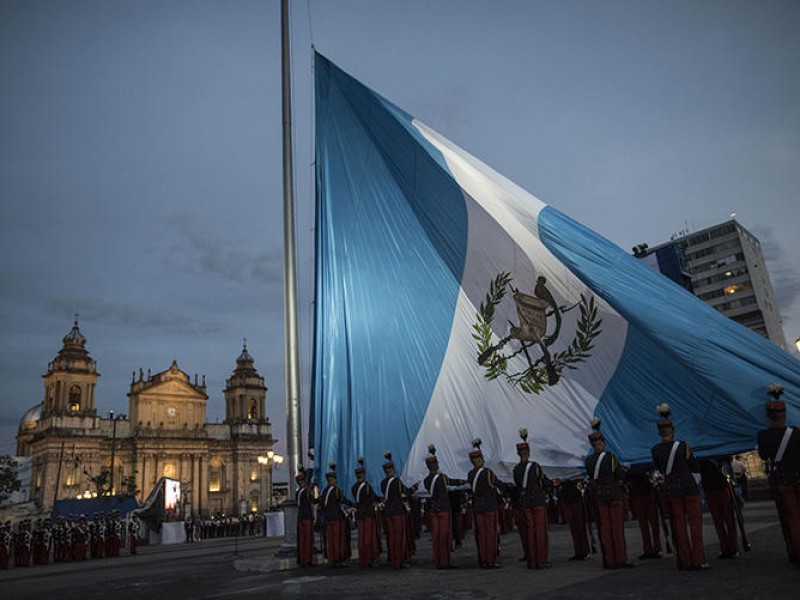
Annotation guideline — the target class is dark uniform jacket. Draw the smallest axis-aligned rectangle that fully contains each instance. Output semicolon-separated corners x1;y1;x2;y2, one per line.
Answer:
651;440;700;497
512;460;550;508
559;478;584;505
699;458;729;492
585;451;624;502
424;472;465;513
758;425;800;485
320;484;350;522
467;466;505;513
351;480;379;519
380;476;413;517
626;464;656;497
296;485;317;521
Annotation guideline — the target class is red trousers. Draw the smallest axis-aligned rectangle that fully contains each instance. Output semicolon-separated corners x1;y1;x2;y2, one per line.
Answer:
385;514;411;568
17;547;31;567
356;516;381;567
667;494;706;569
630;493;661;554
516;509;527;559
429;511;453;568
73;542;86;561
705;488;738;556
774;483;800;566
0;548;8;569
325;520;350;564
129;534;138;555
519;506;549;568
596;499;627;567
561;501;590;558
296;518;314;566
473;510;499;566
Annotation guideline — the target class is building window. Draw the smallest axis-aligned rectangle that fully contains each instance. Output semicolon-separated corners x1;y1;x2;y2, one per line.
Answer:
724;282;753;296
248;399;257;420
250;467;258;482
687;232;710;246
209;458;223;493
710;224;736;239
69;385;81;411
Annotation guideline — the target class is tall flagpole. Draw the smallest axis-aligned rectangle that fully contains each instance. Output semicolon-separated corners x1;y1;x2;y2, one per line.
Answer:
280;0;302;551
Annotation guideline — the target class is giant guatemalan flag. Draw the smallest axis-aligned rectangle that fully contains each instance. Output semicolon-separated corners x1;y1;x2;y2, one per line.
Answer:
311;52;800;492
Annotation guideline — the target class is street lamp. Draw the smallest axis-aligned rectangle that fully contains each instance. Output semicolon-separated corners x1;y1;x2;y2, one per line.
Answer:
794;336;800;354
258;450;284;511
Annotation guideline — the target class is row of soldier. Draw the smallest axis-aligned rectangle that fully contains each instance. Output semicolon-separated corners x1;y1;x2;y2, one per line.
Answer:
0;510;140;570
185;513;272;542
295;385;799;571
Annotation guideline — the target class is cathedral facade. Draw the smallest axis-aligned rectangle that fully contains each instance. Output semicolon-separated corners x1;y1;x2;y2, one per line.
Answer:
16;320;276;516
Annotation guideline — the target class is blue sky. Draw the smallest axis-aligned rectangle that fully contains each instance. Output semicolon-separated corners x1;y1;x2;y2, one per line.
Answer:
1;0;799;459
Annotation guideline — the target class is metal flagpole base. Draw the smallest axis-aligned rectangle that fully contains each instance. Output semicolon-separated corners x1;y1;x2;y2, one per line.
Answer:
276;500;297;557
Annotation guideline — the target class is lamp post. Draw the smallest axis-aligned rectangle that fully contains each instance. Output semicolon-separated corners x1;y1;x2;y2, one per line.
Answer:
794;336;800;354
258;450;284;512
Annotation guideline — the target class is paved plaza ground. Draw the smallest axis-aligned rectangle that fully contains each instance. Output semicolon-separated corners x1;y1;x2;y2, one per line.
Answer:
1;500;797;599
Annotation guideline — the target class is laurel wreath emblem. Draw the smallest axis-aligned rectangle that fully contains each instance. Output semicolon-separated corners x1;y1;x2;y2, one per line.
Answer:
472;271;603;394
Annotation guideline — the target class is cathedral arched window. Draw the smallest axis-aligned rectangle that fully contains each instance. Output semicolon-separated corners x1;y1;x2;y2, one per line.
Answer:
248;399;257;420
209;458;223;493
69;385;82;411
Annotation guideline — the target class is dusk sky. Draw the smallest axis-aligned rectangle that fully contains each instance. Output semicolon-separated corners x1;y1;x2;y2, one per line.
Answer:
2;0;799;464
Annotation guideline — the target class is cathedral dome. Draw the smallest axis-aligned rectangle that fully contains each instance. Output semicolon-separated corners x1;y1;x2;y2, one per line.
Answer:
19;403;43;432
237;341;254;366
63;318;86;346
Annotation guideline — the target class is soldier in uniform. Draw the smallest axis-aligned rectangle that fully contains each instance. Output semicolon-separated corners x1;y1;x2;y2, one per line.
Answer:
380;451;417;569
513;428;551;569
32;519;44;565
757;384;800;568
466;438;506;569
295;467;317;567
627;464;662;559
95;513;106;559
699;457;739;559
111;511;123;557
87;514;97;558
557;478;591;560
651;404;708;570
72;516;88;561
422;444;465;569
128;516;141;555
41;518;53;565
18;520;32;567
585;417;632;569
351;456;381;568
320;462;352;567
52;517;64;563
0;521;11;569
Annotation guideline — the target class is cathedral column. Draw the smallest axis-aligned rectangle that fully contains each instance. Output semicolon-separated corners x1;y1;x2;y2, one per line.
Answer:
140;454;147;496
189;454;200;514
197;454;209;510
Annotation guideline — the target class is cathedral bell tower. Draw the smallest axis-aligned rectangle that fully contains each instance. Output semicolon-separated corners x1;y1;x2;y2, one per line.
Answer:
42;317;99;418
223;341;267;423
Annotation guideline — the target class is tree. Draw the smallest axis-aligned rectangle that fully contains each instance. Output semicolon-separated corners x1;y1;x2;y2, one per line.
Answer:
84;468;110;497
119;473;140;498
0;454;22;503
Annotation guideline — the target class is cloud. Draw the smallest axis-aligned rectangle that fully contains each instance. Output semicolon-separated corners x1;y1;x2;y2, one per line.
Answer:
45;296;222;335
751;226;800;310
161;213;283;284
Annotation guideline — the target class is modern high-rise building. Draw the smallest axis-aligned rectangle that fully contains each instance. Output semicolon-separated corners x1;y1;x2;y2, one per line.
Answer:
634;219;787;349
